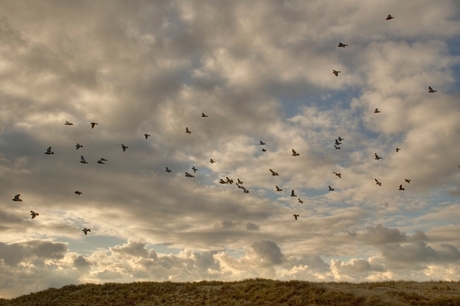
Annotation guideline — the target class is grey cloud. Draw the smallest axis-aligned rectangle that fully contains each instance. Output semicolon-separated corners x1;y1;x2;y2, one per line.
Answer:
362;224;407;245
73;255;91;271
0;241;67;266
248;240;284;266
111;241;149;258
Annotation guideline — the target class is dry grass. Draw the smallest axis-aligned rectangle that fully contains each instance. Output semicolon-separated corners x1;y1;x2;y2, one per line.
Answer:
1;279;460;305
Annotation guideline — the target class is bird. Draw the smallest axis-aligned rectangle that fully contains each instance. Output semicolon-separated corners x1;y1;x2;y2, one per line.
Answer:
166;167;172;173
338;136;344;142
335;139;342;145
260;141;266;145
76;143;83;150
292;149;299;156
293;214;299;220
219;179;228;184
186;127;191;134
30;210;39;219
374;108;381;113
12;194;22;202
262;148;267;152
428;86;437;93
237;178;243;185
192;166;198;173
210;159;215;164
395;147;401;152
121;144;128;152
298;198;304;204
328;186;335;191
276;186;283;191
386;14;394;20
333;70;341;76
45;146;54;155
242;187;249;193
333;172;342;178
97;158;106;164
201;113;208;117
399;184;405;191
80;156;88;164
334;145;341;150
236;183;243;189
65;121;73;126
338;42;348;48
185;172;195;178
226;177;234;184
269;169;279;176
291;189;297;197
91;122;98;129
75;191;82;195
405;179;411;183
82;228;91;235
144;134;151;139
375;178;382;186
375;153;382;160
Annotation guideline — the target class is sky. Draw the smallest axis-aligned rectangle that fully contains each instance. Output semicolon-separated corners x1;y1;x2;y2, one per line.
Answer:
1;0;460;299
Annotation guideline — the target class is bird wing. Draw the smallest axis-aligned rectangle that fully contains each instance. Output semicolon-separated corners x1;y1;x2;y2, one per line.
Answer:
80;156;86;162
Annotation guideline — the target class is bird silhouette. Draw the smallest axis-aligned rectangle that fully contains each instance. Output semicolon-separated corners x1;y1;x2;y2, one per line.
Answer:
374;108;381;113
386;14;394;20
91;122;98;129
201;113;208;117
12;194;22;201
399;184;405;191
75;191;82;195
185;172;195;178
144;134;151;139
334;145;341;150
335;139;342;145
30;210;39;219
97;158;106;164
82;228;91;235
237;178;243;185
338;136;344;142
338;42;348;48
166;167;172;173
192;166;198;173
219;179;228;184
292;149;299;156
395;147;401;152
276;186;283;191
45;147;54;155
269;169;279;176
375;153;382;160
405;179;411;183
121;144;128;152
80;156;88;164
65;121;73;126
333;70;341;76
298;198;304;204
333;172;342;178
293;214;299;220
262;148;267;152
328;186;335;191
428;86;437;93
186;127;191;134
375;179;382;186
226;177;233;184
291;189;297;197
76;143;83;150
260;141;266;145
210;159;215;164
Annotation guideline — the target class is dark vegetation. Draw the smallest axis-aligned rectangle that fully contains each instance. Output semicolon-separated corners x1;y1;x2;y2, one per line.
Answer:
1;279;460;305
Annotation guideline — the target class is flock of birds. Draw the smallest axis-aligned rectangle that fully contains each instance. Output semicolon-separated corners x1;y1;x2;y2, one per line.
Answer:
10;13;447;231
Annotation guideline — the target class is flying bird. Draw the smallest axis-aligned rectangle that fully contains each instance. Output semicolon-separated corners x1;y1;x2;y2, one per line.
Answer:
210;159;215;164
237;178;243;185
186;127;191;134
121;144;128;152
45;147;54;155
338;136;344;142
328;186;335;191
82;228;91;235
399;184;405;191
338;42;348;48
201;113;208;117
333;70;341;76
292;149;299;156
97;158;106;164
291;189;297;197
144;134;151;139
293;214;299;220
219;179;228;184
386;14;394;20
395;147;401;152
166;167;172;173
333;172;342;178
260;141;266;145
335;139;342;146
262;148;267;152
375;153;382;160
75;191;82;195
192;166;198;173
334;145;341;150
276;186;283;192
269;169;279;176
30;210;39;219
65;121;73;126
374;108;381;113
405;179;411;183
76;143;83;150
185;172;195;178
80;156;88;164
91;122;98;129
375;178;382;186
12;194;22;202
242;187;249;194
226;177;234;184
298;199;304;204
428;86;437;93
